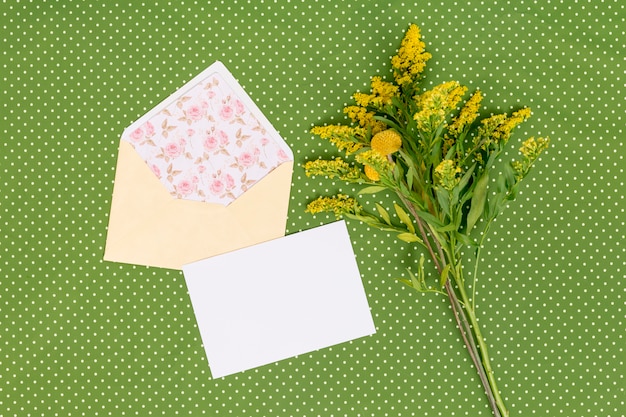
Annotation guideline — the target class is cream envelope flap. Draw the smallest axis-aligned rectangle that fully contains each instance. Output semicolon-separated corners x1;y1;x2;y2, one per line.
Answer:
104;61;293;270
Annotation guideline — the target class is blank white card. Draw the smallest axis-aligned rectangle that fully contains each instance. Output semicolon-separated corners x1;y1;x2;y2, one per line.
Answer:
182;220;376;378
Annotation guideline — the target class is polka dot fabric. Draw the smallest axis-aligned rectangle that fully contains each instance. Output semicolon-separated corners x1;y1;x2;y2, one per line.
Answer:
1;1;624;416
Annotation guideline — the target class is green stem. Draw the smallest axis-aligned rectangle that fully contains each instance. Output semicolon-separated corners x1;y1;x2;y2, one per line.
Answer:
452;251;509;417
471;217;494;311
429;224;505;417
400;193;509;417
444;279;500;416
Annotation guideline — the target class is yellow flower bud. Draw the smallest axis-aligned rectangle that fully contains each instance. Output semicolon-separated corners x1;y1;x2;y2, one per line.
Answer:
371;129;402;155
364;165;380;181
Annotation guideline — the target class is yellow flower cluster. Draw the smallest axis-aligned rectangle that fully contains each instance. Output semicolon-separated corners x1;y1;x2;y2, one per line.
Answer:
447;90;483;138
356;149;395;182
413;81;468;133
359;129;403;181
371;129;403;155
512;136;550;180
391;24;432;86
304;158;362;180
477;107;532;147
434;159;462;191
493;108;532;142
353;76;399;108
305;194;361;219
343;105;387;135
310;125;366;154
519;136;549;159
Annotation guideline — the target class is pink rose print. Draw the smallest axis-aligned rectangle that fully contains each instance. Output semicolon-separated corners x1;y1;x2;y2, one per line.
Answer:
218;130;229;146
144;121;155;137
130;127;143;142
123;69;293;205
238;151;258;167
186;104;204;121
224;173;235;190
234;99;245;115
151;164;161;178
176;179;195;196
277;149;290;162
219;105;234;120
203;135;218;151
164;141;183;158
209;178;225;195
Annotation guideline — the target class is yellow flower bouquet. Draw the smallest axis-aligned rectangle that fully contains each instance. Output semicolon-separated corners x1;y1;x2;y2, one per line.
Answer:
305;24;550;417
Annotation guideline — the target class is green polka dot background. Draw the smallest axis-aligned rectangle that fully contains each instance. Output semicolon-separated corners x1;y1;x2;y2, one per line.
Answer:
1;1;624;416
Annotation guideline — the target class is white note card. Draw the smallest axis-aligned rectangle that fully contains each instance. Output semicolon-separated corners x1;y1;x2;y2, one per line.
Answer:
182;220;376;378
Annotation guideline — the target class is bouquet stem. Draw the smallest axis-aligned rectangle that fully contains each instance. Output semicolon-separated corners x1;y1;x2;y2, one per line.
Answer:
445;278;509;417
411;212;509;417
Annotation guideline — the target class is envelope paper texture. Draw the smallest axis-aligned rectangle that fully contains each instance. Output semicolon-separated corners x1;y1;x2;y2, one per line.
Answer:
104;61;294;270
182;221;377;379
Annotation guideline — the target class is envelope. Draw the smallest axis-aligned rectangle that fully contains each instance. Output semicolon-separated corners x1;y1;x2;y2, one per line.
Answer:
182;220;377;378
104;61;294;270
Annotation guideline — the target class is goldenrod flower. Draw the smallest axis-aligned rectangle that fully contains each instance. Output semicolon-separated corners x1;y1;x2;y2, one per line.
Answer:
493;107;531;142
343;105;387;135
310;124;366;154
474;113;507;149
371;129;402;155
371;76;399;104
391;24;432;86
304;158;362;181
512;136;549;180
305;194;361;218
434;159;462;191
353;76;399;108
475;108;531;149
519;136;549;159
448;90;483;138
413;81;468;133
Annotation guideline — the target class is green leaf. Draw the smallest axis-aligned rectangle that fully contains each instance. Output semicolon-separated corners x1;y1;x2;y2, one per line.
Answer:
375;203;392;225
406;164;417;191
397;232;422;243
396;278;416;289
359;186;387;195
414;209;445;229
466;171;489;234
440;263;451;288
373;115;401;131
435;187;450;216
496;173;507;194
453;163;476;204
503;163;517;189
407;268;422;291
454;231;474;246
434;222;457;233
394;203;415;234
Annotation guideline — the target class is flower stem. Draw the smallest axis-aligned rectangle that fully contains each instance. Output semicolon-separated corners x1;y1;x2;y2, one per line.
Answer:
444;241;507;417
400;195;509;416
444;279;501;417
454;270;510;417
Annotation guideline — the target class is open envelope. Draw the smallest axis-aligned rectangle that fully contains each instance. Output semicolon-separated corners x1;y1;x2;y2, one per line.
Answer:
104;61;294;270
